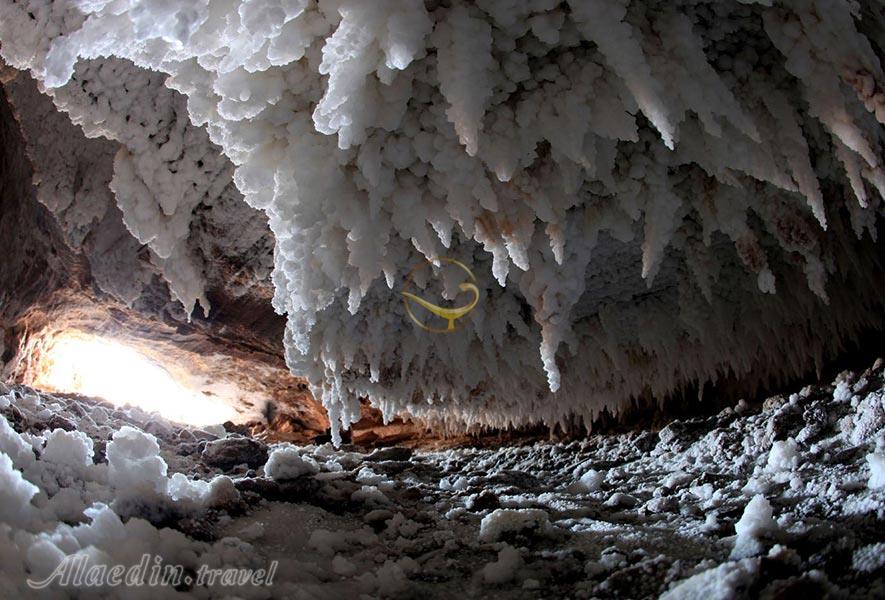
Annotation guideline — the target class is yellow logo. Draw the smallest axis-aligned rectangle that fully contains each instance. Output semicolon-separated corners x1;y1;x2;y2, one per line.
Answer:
401;258;480;333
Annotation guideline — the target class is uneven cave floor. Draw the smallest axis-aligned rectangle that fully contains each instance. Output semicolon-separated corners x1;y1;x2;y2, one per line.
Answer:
1;361;884;599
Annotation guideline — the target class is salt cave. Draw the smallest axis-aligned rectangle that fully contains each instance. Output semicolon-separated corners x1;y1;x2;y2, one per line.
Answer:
0;0;883;598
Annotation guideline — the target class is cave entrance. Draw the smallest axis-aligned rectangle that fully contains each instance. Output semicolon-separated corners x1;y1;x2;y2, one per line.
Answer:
29;330;239;426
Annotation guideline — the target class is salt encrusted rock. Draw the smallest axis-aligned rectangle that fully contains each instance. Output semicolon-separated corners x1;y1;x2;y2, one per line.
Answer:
763;395;789;413
370;460;413;476
643;496;677;514
363;508;395;527
233;476;282;498
841;392;885;445
796;405;828;444
201;436;269;470
571;467;604;493
852;542;885;573
92;439;107;464
479;508;552;542
604;492;639;508
487;469;541;488
658;421;709;449
45;414;76;432
466;490;500;512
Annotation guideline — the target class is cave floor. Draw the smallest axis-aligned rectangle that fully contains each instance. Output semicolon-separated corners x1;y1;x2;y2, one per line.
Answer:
1;361;883;599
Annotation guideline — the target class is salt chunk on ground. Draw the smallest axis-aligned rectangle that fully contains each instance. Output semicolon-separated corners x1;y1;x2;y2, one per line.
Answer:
106;426;168;497
765;438;799;473
440;475;469;491
604;492;638;507
265;445;319;480
42;429;94;468
167;472;211;503
479;508;550;542
355;467;388;486
690;483;714;501
662;471;692;490
731;495;777;559
867;453;885;490
90;406;108;424
833;381;853;402
572;468;603;492
482;544;522;584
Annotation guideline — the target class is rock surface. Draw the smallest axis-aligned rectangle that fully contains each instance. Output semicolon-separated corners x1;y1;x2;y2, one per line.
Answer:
201;437;269;470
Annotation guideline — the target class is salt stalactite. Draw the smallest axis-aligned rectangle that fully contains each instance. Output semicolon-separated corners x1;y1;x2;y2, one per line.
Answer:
0;0;883;442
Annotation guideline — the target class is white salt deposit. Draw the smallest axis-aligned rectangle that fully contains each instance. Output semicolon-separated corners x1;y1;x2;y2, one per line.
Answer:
573;467;604;493
479;508;551;542
731;494;778;559
41;429;94;469
867;453;885;490
107;425;169;497
264;445;320;480
0;0;882;442
765;438;800;473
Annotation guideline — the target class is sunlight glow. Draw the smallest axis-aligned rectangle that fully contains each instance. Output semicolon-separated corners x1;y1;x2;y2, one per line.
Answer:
33;333;238;426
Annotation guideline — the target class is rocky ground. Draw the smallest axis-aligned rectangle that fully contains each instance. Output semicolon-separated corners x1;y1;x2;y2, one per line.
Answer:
1;360;884;599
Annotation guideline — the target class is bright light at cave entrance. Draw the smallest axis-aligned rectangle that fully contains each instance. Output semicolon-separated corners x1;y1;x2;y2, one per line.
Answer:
34;333;237;426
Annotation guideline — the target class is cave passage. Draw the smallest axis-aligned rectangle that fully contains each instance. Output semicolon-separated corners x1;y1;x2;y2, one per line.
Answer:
0;1;883;598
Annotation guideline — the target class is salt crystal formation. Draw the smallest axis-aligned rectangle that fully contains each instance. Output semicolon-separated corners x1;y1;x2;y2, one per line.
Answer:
1;1;883;441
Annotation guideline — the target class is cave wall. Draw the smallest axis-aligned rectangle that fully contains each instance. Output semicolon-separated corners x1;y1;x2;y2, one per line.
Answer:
0;67;330;437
